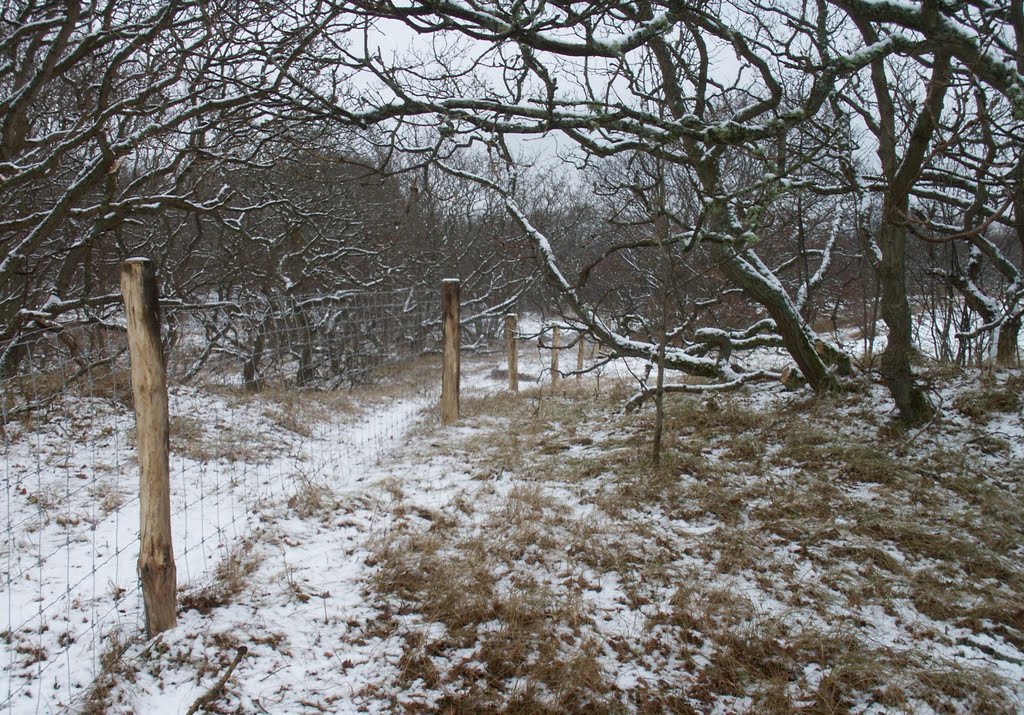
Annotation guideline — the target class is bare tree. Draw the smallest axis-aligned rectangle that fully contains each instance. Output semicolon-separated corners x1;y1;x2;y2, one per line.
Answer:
906;80;1023;367
831;0;1024;117
829;0;1024;396
0;0;280;368
834;24;952;422
7;0;1018;409
284;1;918;392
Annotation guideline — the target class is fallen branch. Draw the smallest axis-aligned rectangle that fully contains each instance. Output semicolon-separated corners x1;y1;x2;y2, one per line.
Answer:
624;370;781;412
185;646;248;715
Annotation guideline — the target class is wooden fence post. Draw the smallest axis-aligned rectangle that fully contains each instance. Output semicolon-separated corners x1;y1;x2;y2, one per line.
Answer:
120;258;176;637
505;314;518;393
441;279;460;424
577;331;585;384
551;325;561;387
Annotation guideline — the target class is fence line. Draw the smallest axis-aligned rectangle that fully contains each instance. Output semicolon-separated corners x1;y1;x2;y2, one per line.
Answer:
1;275;502;713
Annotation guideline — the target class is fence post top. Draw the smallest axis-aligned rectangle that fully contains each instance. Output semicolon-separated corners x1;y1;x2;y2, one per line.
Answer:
441;278;460;285
123;257;151;266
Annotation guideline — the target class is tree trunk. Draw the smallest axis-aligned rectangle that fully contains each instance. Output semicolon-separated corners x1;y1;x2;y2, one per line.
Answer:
0;339;26;379
997;315;1021;367
296;308;314;386
652;208;670;464
718;249;837;392
243;324;266;393
877;214;933;424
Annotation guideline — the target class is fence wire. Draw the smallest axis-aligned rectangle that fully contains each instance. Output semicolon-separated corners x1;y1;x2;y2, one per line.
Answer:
1;287;450;713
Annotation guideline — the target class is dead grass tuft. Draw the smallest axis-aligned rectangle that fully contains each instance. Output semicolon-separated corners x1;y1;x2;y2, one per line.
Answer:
371;529;496;639
179;541;261;615
659;396;765;439
88;480;127;515
286;471;342;519
953;382;1021;421
915;664;1017;714
170;414;277;464
8;364;132;407
79;628;139;715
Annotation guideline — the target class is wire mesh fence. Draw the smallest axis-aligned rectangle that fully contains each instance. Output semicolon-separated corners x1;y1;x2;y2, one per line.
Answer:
1;285;453;713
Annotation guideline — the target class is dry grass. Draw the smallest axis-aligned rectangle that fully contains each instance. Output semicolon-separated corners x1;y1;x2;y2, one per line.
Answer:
287;482;334;521
88;480;127;516
79;628;140;715
170;414;279;464
179;540;261;615
357;370;1024;713
366;477;628;713
953;377;1022;421
4;364;132;409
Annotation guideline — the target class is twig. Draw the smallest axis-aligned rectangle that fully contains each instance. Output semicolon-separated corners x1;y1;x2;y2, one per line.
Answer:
897;391;944;455
185;646;248;715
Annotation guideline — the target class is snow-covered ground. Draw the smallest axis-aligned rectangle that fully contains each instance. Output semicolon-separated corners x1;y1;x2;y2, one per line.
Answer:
1;359;438;713
3;329;1023;713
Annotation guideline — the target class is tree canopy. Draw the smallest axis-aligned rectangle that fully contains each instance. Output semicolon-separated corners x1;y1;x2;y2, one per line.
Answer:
2;0;1022;419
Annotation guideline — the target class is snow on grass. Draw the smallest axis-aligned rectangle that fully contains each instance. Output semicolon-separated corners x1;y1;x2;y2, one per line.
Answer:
350;357;1023;712
4;338;1023;713
2;360;438;714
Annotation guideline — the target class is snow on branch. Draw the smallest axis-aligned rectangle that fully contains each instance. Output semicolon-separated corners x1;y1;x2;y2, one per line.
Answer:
624;369;783;413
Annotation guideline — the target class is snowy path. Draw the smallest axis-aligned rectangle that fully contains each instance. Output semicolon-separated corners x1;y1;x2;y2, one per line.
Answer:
2;364;446;713
97;356;517;714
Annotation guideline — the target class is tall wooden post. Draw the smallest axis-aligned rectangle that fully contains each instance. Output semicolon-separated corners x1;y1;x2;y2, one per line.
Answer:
441;279;461;424
577;332;585;384
550;326;561;387
120;258;176;637
505;314;518;393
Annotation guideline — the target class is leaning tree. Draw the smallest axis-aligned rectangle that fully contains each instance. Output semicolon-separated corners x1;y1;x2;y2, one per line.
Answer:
265;1;927;408
273;0;1021;422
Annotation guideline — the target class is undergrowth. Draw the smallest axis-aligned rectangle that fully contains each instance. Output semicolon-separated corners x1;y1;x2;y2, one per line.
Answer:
361;373;1024;713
